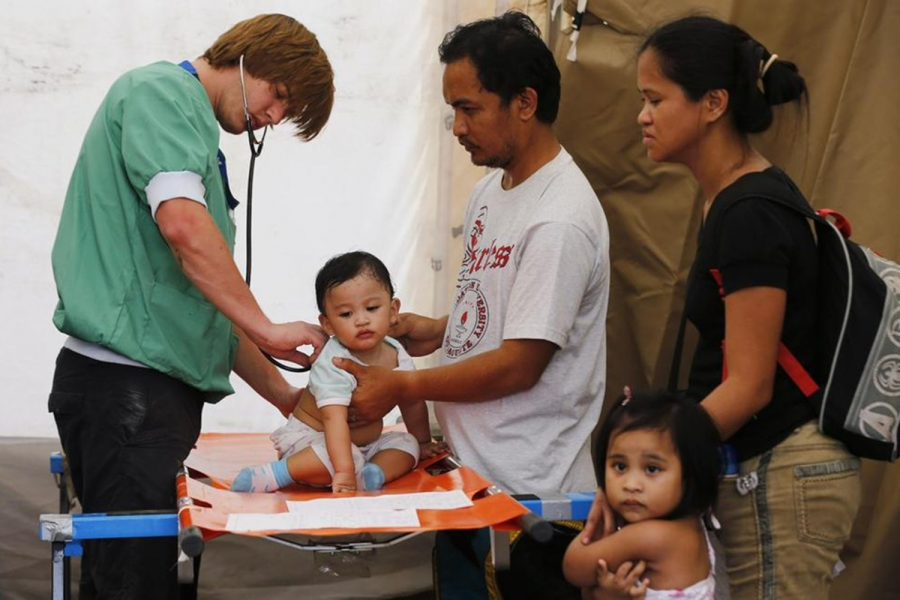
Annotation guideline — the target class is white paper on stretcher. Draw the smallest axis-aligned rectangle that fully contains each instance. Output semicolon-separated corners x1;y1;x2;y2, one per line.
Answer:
225;490;473;532
286;490;474;513
226;508;420;532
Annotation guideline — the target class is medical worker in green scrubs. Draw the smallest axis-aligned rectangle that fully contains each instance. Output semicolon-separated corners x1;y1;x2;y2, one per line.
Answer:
48;14;334;599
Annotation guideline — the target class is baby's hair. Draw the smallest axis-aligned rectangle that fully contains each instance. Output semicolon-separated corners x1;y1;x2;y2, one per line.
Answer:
596;390;721;519
315;251;394;314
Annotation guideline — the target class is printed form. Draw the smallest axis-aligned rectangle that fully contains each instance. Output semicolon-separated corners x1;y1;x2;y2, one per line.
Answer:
226;490;473;532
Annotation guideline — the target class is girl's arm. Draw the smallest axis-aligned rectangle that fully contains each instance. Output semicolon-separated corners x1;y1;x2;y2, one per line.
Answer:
320;404;356;492
701;286;785;440
563;520;675;588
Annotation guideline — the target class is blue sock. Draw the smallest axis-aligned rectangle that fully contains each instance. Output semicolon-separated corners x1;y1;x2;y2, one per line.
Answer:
272;458;296;488
231;459;295;493
360;463;385;491
271;458;295;488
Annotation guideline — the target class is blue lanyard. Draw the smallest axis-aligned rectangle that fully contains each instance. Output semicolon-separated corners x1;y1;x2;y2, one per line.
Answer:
178;61;239;210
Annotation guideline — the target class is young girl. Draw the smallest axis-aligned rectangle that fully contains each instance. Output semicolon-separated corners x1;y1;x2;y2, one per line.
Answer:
231;251;444;493
564;390;721;599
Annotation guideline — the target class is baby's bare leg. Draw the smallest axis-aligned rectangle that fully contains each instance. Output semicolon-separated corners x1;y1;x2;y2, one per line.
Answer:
286;447;333;487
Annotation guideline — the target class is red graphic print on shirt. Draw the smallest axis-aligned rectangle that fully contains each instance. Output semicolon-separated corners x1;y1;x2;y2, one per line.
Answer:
447;205;514;358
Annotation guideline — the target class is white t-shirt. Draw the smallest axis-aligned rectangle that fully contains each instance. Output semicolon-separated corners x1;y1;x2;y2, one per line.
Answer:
310;336;415;407
435;147;610;494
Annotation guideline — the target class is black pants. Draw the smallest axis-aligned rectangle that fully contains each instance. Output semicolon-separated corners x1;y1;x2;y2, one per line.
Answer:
49;348;204;600
434;525;582;599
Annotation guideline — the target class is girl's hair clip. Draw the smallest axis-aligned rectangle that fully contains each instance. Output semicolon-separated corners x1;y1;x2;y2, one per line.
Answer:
622;385;633;405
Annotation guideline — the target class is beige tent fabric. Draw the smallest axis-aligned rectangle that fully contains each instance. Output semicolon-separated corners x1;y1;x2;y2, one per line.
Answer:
553;1;900;599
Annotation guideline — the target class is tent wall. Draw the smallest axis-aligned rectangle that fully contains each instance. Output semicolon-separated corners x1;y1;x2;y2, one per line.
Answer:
0;1;447;437
552;2;900;599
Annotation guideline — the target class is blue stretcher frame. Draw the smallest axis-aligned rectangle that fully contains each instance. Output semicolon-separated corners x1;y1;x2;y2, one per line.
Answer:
41;452;595;600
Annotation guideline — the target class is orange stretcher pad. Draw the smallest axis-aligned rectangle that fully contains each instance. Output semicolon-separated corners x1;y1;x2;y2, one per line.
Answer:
181;433;528;541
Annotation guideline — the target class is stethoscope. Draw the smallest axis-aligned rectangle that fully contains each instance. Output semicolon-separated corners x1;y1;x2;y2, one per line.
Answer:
238;54;310;373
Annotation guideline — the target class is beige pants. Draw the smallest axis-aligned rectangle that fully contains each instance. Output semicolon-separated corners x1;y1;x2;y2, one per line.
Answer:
716;422;861;599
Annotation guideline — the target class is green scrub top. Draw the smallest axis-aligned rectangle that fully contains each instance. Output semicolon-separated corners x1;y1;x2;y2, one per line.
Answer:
52;61;238;400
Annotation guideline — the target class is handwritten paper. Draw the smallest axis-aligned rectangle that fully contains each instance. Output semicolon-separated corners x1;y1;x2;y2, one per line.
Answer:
286;490;473;513
227;508;419;532
225;490;473;533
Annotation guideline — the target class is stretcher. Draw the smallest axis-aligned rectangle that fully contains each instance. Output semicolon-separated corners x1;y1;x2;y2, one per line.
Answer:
40;433;595;600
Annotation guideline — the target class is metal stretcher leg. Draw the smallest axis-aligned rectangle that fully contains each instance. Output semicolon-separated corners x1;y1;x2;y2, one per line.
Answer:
50;452;72;600
43;457;204;598
50;541;66;600
490;530;511;570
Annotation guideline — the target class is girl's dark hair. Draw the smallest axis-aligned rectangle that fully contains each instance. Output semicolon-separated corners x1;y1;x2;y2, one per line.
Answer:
640;15;807;134
438;10;560;124
596;390;721;520
315;251;394;314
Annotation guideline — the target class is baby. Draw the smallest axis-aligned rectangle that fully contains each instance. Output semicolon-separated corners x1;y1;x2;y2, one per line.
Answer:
232;251;443;493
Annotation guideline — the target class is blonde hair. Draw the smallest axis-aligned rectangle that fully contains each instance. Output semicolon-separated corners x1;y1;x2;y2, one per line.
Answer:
203;14;334;141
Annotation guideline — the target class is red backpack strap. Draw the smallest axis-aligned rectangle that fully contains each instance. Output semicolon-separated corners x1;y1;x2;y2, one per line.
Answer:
776;346;819;397
817;208;852;239
709;268;724;292
709;268;819;398
710;270;729;381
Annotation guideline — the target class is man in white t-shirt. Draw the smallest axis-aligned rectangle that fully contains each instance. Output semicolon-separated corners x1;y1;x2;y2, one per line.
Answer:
339;11;608;496
337;12;609;596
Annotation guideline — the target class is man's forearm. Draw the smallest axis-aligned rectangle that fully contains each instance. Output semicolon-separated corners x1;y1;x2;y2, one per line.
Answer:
399;401;432;443
419;315;449;354
157;199;325;366
232;326;293;411
156;199;273;344
400;339;557;405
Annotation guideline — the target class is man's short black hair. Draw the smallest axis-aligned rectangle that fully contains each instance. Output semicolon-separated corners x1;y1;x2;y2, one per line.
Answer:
439;10;561;124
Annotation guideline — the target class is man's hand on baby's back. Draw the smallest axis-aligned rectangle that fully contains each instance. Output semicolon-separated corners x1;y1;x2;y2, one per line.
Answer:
390;313;447;357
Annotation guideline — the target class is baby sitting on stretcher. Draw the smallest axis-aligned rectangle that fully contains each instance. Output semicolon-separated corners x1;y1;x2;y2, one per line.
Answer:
232;251;445;493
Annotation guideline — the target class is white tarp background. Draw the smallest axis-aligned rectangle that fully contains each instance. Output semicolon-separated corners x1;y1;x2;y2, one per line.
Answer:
0;1;450;438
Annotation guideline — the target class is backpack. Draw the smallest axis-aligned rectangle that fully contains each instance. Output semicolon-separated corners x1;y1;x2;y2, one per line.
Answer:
747;191;900;461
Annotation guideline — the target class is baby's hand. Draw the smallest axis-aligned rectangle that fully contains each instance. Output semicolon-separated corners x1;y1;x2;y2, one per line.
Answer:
419;439;449;459
593;559;649;599
331;471;357;493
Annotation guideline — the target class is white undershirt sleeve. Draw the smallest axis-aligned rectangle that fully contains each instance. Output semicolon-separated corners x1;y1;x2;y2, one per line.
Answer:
146;171;208;221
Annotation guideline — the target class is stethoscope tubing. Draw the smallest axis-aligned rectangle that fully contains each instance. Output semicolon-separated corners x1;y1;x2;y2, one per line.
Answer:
240;54;309;373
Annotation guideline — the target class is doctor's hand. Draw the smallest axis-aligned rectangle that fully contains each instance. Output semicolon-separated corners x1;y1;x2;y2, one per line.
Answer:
390;313;447;357
581;487;616;544
334;358;404;422
257;321;327;368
